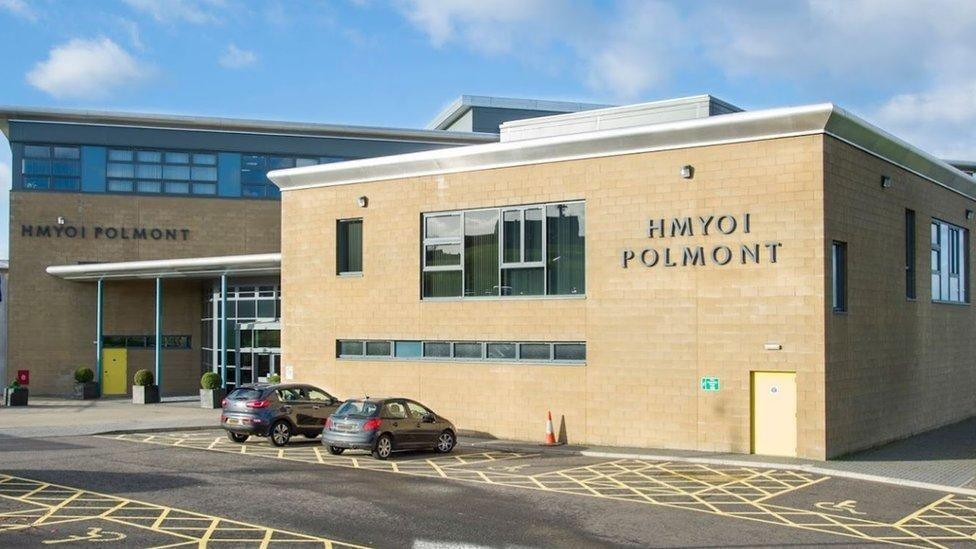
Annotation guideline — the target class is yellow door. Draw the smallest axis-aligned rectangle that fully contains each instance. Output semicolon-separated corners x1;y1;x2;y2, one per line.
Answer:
102;349;128;395
751;371;797;457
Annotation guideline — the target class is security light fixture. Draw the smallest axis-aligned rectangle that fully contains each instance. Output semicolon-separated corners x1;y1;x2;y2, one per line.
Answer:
357;196;368;208
57;216;66;225
967;209;975;221
881;175;892;188
680;165;694;179
764;343;782;351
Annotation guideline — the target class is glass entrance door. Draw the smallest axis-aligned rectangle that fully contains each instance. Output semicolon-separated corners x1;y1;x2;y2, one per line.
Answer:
236;321;281;385
254;352;278;382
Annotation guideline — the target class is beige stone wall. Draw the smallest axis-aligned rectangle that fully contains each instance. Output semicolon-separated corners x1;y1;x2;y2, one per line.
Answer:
8;192;280;395
823;137;976;457
282;135;829;458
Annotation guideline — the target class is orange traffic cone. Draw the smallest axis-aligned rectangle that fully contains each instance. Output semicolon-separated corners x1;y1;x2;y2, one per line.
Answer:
543;410;558;446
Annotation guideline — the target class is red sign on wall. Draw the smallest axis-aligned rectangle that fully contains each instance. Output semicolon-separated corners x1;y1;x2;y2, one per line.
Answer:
16;370;28;385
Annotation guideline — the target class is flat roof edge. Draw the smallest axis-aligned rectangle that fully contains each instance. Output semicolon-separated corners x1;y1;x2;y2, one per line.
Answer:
46;253;281;281
0;105;497;144
270;103;976;201
426;95;613;130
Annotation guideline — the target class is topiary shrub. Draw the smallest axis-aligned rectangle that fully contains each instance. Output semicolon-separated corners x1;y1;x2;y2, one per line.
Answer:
74;367;95;384
8;380;21;389
267;374;281;383
133;369;154;387
200;372;221;390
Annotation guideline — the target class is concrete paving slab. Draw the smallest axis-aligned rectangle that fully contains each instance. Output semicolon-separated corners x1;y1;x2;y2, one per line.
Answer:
0;398;219;438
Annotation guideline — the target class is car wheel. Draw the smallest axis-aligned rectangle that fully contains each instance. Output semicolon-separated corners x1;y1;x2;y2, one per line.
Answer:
326;445;345;455
270;421;292;447
435;430;456;453
227;432;249;444
372;434;393;460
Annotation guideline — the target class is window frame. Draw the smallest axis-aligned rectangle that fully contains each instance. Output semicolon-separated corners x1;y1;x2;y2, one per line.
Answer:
931;218;969;304
20;144;81;191
905;209;916;300
336;218;364;276
336;339;585;365
107;147;218;196
421;200;584;300
831;240;847;313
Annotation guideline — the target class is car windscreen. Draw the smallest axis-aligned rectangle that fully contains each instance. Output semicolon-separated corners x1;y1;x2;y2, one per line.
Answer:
227;388;263;401
334;401;380;418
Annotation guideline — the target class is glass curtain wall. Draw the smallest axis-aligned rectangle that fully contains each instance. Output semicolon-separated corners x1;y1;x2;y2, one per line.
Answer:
201;281;282;387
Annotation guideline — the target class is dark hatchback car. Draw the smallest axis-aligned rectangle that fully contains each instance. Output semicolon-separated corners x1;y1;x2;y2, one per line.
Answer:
221;383;342;446
322;398;457;460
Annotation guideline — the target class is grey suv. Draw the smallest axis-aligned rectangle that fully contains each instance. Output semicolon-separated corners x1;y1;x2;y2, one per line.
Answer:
322;397;457;459
221;383;341;446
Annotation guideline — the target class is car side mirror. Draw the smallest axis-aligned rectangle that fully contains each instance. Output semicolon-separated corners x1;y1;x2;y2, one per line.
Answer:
422;413;436;423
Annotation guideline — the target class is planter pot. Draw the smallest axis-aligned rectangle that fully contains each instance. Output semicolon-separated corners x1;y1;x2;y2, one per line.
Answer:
4;387;28;407
73;382;99;400
132;385;160;404
200;388;226;409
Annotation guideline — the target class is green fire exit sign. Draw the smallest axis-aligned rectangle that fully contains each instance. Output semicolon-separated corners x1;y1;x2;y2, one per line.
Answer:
700;377;720;392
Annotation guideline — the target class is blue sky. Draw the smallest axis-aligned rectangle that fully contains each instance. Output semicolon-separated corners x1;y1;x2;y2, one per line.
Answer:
2;0;976;259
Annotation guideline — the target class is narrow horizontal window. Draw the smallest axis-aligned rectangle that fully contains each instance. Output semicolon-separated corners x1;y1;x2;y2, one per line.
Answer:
337;340;585;364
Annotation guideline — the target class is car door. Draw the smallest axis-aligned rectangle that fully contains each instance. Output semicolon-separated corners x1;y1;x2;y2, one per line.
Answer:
405;400;440;448
304;386;339;426
379;400;412;447
276;386;310;431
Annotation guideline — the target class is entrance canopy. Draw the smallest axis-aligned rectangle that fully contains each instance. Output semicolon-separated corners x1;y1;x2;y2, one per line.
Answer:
46;253;281;281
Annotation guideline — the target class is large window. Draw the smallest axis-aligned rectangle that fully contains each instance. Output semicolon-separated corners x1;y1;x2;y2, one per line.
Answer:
931;219;968;303
421;201;585;299
831;241;847;312
102;335;191;349
22;144;81;191
337;339;585;364
241;155;346;199
337;219;363;275
108;148;217;195
906;209;916;299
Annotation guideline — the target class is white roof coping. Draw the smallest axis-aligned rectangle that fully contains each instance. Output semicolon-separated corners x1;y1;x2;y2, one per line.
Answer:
427;95;612;130
46;253;280;281
269;102;976;202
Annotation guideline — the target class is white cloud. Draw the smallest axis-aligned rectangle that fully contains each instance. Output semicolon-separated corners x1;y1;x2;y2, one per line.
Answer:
870;81;976;159
219;43;257;69
123;0;227;25
26;37;151;100
0;0;38;21
0;161;9;190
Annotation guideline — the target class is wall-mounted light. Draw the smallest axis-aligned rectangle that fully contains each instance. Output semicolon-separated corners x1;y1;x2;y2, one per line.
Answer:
967;209;974;221
763;343;782;351
357;196;368;208
57;216;66;225
880;175;892;189
680;165;694;179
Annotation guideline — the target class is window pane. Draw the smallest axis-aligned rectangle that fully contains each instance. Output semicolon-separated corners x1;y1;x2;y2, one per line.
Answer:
109;149;133;161
554;343;586;361
425;214;460;238
501;267;544;296
425;243;461;267
192;183;217;195
337;219;363;273
52;178;79;190
423;342;451;358
423;270;462;298
136;181;161;193
22;158;50;175
164;182;190;194
547;203;586;295
394;341;422;358
520;343;551;360
256;299;275;318
107;163;135;178
269;157;294;169
53;147;79;159
486;343;516;360
454;342;482;359
51;160;79;177
137;150;162;163
136;164;162;179
464;209;499;297
237;300;255;318
365;341;391;357
23;176;49;189
338;340;363;357
243;184;266;198
107;180;133;192
24;145;50;158
163;165;191;180
165;152;189;164
295;158;317;167
191;167;217;181
193;153;216;165
502;210;521;263
524;208;543;262
254;329;279;348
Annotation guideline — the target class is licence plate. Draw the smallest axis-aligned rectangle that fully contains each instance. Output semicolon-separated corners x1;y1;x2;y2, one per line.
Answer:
336;423;357;432
226;418;242;425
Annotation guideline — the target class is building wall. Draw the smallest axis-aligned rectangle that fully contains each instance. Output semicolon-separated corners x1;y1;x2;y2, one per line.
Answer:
823;137;976;457
7;191;280;395
281;135;829;458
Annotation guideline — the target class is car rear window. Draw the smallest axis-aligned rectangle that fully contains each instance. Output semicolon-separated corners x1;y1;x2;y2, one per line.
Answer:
335;401;379;418
227;388;263;401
